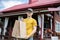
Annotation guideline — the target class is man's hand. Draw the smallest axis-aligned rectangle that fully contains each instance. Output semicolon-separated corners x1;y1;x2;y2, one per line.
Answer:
25;26;37;39
25;35;30;39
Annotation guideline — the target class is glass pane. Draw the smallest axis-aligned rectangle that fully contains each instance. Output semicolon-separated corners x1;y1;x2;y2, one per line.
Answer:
55;23;59;32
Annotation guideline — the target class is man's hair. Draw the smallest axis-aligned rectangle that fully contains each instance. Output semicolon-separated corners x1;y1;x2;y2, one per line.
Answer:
26;8;33;13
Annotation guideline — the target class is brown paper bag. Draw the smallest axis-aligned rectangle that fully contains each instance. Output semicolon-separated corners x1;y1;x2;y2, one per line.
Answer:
19;21;26;38
12;20;20;38
12;20;26;38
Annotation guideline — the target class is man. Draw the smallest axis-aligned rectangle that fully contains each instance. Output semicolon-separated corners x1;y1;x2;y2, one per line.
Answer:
23;8;37;40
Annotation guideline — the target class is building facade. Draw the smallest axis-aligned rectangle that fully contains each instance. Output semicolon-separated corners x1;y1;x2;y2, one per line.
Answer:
0;0;60;40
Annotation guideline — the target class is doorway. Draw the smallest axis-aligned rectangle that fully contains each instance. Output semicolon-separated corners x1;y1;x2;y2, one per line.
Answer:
43;14;53;39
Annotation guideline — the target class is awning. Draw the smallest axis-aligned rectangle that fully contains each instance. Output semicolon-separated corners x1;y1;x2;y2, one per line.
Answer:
48;8;60;11
40;7;60;12
0;0;60;12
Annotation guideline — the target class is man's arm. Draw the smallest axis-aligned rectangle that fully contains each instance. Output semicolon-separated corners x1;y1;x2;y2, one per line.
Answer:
26;26;37;39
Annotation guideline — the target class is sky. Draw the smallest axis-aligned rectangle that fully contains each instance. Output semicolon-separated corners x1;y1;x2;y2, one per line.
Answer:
0;0;29;10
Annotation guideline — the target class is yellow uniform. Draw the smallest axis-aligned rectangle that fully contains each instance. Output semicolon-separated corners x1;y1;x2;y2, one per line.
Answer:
24;18;37;35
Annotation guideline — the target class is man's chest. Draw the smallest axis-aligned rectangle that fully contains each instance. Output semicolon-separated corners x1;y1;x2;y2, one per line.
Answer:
25;19;33;24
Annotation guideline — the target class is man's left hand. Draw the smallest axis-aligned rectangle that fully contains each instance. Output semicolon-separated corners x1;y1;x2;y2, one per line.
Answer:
27;35;30;39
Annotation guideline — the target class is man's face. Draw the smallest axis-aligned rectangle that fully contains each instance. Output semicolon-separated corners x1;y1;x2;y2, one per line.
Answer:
26;12;33;17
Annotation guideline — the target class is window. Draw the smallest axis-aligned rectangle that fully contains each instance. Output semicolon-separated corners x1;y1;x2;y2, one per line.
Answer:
55;21;60;32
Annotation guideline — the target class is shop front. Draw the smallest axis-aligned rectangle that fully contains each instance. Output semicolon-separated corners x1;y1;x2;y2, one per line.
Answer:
0;0;60;40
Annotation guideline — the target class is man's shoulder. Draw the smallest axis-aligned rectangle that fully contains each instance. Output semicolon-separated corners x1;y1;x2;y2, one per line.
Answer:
32;18;36;21
23;18;28;21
